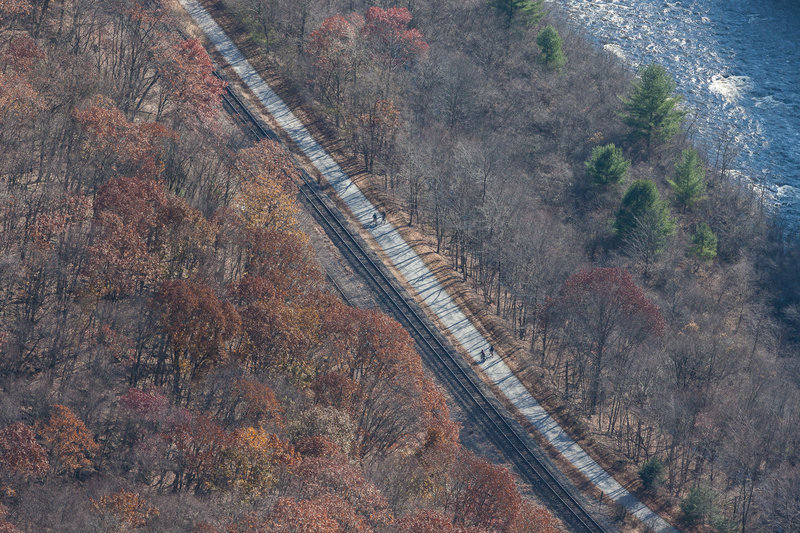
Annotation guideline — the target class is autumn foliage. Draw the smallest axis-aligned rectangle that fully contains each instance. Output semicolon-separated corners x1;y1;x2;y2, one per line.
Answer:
37;405;99;475
0;423;48;480
158;38;227;124
549;267;665;413
0;2;564;531
362;7;429;70
90;489;159;530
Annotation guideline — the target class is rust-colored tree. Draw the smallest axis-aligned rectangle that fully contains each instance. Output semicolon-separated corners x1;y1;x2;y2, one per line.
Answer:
115;388;172;481
229;273;320;384
86;176;167;298
155;280;241;399
156;38;226;125
242;226;322;294
394;509;488;533
37;404;99;475
0;422;48;481
361;7;428;90
323;306;456;460
165;412;229;494
233;140;301;234
311;371;358;411
233;378;284;429
74;96;174;183
294;435;343;460
264;497;340;533
306;13;364;125
119;387;170;435
1;35;44;72
290;455;393;531
507;500;562;533
549;267;665;414
29;194;92;252
90;489;159;531
86;210;158;299
88;176;214;298
219;427;299;498
450;450;521;532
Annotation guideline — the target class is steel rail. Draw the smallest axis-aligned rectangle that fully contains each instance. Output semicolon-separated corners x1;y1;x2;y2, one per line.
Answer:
218;79;609;533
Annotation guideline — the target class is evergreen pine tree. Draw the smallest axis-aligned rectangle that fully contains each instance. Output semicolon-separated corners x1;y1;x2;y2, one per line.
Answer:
536;25;566;71
585;143;630;186
668;148;707;209
680;486;715;526
488;0;544;29
615;179;674;247
688;222;717;262
620;64;686;151
638;457;665;490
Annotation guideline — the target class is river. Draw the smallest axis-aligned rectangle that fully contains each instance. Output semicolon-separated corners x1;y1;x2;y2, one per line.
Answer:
552;0;800;224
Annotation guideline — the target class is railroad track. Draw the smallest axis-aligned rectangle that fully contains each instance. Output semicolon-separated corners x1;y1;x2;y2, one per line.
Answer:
218;79;610;533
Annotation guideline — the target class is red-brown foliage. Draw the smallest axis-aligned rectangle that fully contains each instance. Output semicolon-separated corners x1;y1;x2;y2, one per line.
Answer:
319;305;457;459
156;280;241;393
0;422;48;480
553;267;665;412
264;497;340;533
310;371;358;410
157;38;226;124
507;500;562;533
88;176;213;297
558;267;665;337
120;387;170;426
74;97;175;180
291;456;393;531
1;35;44;72
90;489;159;529
234;378;284;429
394;509;488;533
307;13;363;73
165;412;229;493
294;435;343;460
451;450;522;532
362;7;428;70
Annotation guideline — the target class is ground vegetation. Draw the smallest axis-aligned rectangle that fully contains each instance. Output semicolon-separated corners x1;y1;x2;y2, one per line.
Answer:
0;2;560;531
219;0;800;528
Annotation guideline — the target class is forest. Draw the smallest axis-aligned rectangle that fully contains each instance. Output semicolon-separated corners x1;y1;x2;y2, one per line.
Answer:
214;0;800;530
0;0;564;531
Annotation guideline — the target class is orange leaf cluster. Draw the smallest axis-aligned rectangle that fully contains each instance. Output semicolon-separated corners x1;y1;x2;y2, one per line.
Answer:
90;489;159;529
234;379;284;429
37;405;98;475
233;140;302;234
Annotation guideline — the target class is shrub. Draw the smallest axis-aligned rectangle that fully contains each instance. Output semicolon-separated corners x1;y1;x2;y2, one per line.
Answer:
637;457;664;490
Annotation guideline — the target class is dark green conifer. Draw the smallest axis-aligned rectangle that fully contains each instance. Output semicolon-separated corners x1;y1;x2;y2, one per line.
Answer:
688;222;717;262
615;179;674;252
668;148;707;209
585;143;630;186
488;0;544;29
536;25;566;71
620;64;686;151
